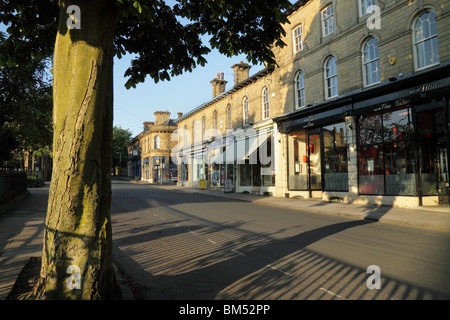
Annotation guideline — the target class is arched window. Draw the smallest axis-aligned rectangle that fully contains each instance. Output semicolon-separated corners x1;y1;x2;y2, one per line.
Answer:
414;11;440;70
154;135;160;149
227;104;232;129
262;87;270;119
325;56;338;99
362;37;381;86
295;71;305;109
243;96;249;125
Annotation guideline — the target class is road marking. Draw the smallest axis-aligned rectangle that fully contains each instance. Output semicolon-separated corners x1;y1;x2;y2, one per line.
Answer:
207;239;217;245
319;288;347;300
188;229;198;236
153;213;158;217
175;224;180;227
266;264;292;276
231;249;245;256
160;217;166;221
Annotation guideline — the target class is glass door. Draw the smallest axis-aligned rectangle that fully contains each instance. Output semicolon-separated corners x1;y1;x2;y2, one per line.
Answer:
417;106;450;205
308;130;322;192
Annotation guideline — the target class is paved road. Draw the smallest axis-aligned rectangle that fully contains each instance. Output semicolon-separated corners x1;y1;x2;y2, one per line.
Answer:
111;180;450;300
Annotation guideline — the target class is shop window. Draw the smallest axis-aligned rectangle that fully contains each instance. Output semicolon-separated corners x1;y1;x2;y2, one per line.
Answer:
358;113;383;145
323;122;348;191
357;106;416;195
240;162;252;186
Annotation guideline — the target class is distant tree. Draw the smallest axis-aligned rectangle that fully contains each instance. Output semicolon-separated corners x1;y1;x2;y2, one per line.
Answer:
112;126;133;174
1;0;291;299
0;55;52;166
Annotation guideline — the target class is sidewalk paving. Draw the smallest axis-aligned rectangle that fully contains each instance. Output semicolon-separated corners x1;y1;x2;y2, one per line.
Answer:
0;179;449;300
131;178;450;232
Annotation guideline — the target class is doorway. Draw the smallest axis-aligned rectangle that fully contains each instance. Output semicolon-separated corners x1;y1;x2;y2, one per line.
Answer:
308;130;322;197
416;105;450;205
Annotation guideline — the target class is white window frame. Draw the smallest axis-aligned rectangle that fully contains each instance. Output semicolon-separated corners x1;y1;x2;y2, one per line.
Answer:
325;56;338;99
413;11;440;71
362;37;381;87
154;135;160;149
243;96;249;125
321;5;335;37
262;87;270;120
295;71;306;109
359;0;375;17
293;25;303;54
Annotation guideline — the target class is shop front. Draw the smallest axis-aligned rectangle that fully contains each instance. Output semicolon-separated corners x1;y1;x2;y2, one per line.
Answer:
276;66;450;208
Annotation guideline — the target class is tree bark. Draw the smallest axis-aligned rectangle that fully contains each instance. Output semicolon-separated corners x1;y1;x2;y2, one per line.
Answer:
34;0;119;299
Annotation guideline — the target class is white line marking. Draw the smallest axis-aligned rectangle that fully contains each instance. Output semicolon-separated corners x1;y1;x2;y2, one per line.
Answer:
266;264;292;276
160;217;166;220
207;239;217;245
319;288;347;300
231;249;245;256
175;224;180;227
188;230;198;236
153;214;158;217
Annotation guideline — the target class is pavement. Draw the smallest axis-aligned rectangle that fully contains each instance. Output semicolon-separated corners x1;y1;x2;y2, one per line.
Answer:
0;178;449;300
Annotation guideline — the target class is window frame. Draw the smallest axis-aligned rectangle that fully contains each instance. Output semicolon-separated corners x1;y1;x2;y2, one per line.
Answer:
324;55;338;99
154;135;160;149
213;110;218;131
293;25;303;54
362;37;381;87
243;96;249;125
321;5;335;38
413;11;440;71
262;87;270;120
295;70;306;109
227;104;232;129
359;0;375;17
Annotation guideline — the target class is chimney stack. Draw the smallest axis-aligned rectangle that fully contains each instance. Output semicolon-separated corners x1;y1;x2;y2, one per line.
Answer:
210;72;228;98
177;112;183;119
231;61;251;86
154;111;171;125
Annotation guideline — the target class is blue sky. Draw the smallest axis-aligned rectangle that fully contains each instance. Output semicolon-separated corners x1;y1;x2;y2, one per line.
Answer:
113;50;262;137
2;1;295;137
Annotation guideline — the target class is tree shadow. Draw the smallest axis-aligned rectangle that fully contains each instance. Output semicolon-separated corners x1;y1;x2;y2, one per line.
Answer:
113;211;450;300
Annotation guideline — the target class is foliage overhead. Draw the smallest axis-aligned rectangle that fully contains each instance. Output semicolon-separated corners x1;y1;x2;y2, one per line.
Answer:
0;0;291;88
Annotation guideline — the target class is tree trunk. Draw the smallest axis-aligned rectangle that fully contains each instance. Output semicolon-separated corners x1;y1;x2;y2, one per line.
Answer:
34;0;119;299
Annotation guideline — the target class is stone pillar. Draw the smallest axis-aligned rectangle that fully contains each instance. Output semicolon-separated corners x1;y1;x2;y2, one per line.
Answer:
346;116;358;202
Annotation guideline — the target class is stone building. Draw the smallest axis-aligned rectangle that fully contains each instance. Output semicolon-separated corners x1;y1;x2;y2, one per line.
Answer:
139;111;180;183
173;0;450;208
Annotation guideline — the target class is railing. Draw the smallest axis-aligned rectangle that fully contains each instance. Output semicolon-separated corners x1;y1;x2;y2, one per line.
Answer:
0;172;27;204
